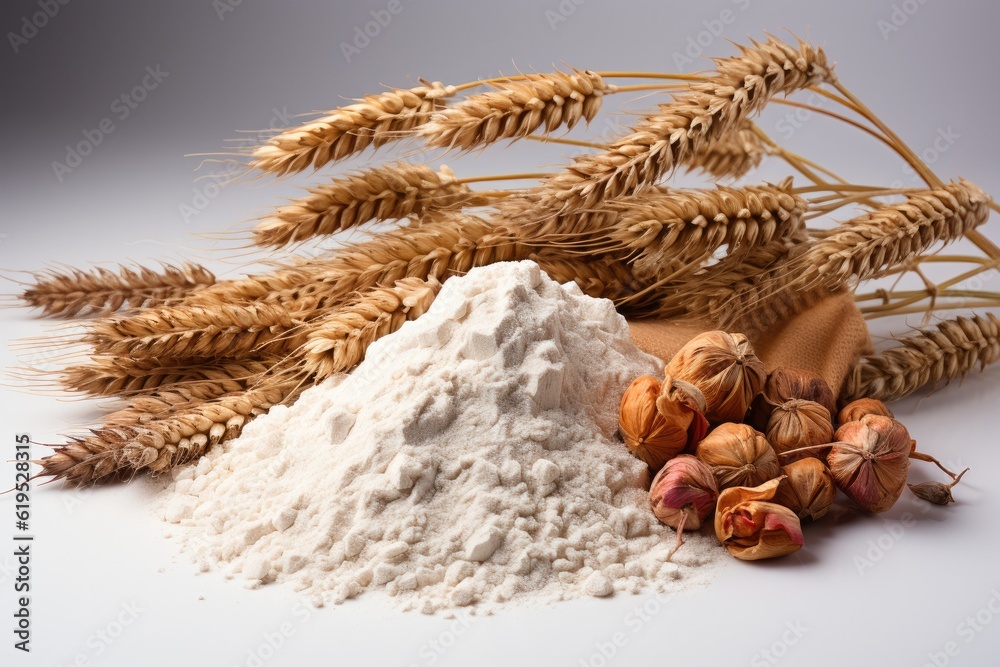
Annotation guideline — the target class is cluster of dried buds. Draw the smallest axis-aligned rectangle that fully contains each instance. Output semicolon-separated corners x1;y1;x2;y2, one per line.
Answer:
619;331;968;562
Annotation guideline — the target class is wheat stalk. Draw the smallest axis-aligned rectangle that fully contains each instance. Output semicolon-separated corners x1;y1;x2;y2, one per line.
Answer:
250;80;455;175
19;262;215;318
843;313;1000;403
526;37;835;215
252;164;486;247
420;69;608;150
788;179;992;292
87;302;303;360
301;276;440;377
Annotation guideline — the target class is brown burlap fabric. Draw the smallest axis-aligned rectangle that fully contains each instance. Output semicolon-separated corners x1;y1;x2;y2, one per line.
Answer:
627;292;873;399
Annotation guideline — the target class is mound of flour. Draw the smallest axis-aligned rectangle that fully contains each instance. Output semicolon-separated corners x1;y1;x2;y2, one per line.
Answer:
161;261;724;613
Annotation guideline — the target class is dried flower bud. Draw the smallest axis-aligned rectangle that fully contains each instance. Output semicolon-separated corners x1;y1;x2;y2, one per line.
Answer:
837;398;894;425
828;415;911;513
908;467;969;506
666;331;767;422
696;423;780;490
750;367;836;431
619;375;708;472
714;478;805;560
774;458;837;522
766;399;834;456
649;455;719;529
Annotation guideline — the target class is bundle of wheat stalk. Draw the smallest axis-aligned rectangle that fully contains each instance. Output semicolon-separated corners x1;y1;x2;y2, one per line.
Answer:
11;35;1000;486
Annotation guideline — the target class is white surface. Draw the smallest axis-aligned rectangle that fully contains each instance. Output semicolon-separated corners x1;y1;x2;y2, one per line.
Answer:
3;1;1000;665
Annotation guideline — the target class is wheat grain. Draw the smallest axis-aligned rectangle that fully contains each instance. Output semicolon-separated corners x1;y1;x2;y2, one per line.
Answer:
20;262;215;318
789;179;992;291
420;69;608;150
301;276;440;377
843;313;1000;403
528;37;835;215
252;164;486;247
250;80;455;175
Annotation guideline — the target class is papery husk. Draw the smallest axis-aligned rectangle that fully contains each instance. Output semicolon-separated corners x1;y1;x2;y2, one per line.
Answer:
666;330;767;422
829;415;911;513
750;367;836;431
714;478;805;560
774;458;837;521
620;375;707;471
696;422;779;490
766;399;834;455
649;454;719;529
837;398;893;425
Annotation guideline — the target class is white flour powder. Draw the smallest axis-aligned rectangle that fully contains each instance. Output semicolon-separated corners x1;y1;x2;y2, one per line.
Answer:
161;261;725;613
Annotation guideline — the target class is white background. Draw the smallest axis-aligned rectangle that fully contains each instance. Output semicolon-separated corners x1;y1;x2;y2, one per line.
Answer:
2;1;1000;665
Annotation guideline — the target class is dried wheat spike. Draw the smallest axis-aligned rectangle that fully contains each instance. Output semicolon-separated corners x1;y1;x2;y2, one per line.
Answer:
250;80;455;175
301;276;441;377
843;313;1000;403
790;179;992;291
688;123;764;180
87;302;302;360
119;372;305;473
61;356;275;396
252;164;486;247
532;37;835;214
530;253;645;302
272;215;528;313
536;180;806;283
35;427;136;486
420;69;608;150
20;262;215;318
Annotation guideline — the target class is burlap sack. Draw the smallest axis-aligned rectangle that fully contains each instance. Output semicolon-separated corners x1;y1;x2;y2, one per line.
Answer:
627;292;873;399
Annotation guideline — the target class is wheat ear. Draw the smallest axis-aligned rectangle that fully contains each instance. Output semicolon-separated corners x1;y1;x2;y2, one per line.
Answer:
252;164;486;248
60;357;276;397
38;369;304;485
528;180;806;283
843;313;1000;403
688;123;764;180
19;262;215;318
530;37;835;214
86;302;303;360
788;179;992;292
420;69;608;150
250;80;455;175
301;276;440;377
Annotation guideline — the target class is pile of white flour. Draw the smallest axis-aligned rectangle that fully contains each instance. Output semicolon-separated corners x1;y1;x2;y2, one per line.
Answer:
161;261;724;613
